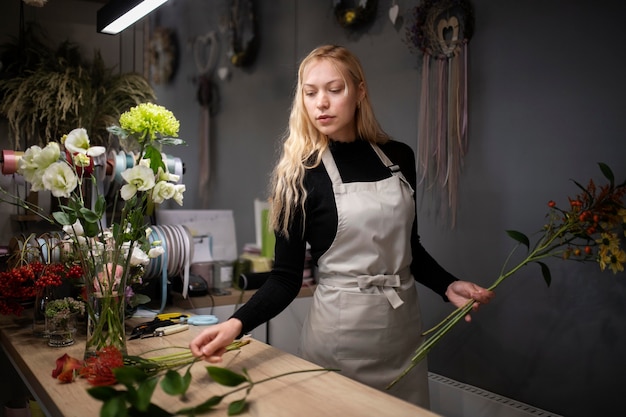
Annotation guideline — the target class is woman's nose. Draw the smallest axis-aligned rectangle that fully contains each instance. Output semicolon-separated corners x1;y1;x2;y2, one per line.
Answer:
316;93;329;109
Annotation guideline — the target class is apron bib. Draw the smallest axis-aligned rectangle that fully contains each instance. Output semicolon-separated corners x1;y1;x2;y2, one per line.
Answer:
300;143;430;408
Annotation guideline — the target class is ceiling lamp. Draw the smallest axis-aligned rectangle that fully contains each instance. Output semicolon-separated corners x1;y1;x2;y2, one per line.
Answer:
97;0;169;35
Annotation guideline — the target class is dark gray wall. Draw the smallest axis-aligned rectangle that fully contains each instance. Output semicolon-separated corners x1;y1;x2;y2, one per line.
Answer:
154;3;626;415
1;1;625;416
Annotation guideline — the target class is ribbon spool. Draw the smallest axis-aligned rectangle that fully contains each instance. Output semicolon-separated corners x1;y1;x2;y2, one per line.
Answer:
146;224;194;311
1;150;24;175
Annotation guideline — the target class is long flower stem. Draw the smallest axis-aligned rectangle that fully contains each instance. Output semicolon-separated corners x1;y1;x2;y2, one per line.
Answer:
387;222;578;390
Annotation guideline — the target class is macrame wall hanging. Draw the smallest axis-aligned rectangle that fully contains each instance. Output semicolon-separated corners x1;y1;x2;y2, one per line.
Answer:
193;31;219;208
407;0;474;227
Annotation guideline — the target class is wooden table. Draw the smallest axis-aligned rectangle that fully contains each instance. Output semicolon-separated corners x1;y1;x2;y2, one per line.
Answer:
0;315;439;417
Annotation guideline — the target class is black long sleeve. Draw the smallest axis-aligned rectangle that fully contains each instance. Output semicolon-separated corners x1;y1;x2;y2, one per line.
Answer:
232;139;457;334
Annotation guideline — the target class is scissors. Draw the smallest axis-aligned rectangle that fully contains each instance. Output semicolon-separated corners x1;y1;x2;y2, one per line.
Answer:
141;323;190;339
130;313;218;340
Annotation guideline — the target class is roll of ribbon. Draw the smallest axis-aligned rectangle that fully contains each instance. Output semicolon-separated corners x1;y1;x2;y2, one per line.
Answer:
1;150;24;175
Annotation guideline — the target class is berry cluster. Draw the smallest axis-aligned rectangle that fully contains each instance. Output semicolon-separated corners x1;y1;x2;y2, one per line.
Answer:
0;261;83;316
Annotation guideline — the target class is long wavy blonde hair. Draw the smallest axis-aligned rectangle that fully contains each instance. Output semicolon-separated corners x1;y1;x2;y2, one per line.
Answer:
269;45;389;237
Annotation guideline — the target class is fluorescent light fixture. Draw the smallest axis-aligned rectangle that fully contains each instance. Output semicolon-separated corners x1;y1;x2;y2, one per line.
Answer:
97;0;169;35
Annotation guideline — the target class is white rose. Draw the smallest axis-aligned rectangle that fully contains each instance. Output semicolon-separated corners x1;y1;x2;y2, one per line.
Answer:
64;128;106;157
148;246;165;258
130;246;150;266
120;165;156;200
151;181;175;204
172;184;185;206
42;162;78;197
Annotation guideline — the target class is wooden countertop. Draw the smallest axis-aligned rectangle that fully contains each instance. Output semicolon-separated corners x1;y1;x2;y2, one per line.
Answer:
0;314;439;417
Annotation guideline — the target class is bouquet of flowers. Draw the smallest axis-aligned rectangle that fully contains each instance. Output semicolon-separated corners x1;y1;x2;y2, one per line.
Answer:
388;162;626;389
2;102;185;358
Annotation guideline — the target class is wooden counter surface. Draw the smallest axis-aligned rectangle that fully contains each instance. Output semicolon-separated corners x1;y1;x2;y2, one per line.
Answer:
0;314;439;417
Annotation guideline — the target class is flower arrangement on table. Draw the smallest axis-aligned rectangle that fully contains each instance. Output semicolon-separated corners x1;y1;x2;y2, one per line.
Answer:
1;102;185;358
0;252;83;317
388;162;626;389
45;296;85;327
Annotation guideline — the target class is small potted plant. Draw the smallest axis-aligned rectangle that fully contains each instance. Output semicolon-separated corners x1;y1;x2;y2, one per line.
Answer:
45;297;85;347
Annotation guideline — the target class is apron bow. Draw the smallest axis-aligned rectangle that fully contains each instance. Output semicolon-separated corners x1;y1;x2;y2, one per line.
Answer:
357;274;404;309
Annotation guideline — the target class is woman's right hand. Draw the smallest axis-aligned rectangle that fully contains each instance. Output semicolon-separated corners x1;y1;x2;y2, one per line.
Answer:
189;318;243;362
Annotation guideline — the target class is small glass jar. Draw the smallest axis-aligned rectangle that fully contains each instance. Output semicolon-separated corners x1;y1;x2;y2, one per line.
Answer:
212;261;234;294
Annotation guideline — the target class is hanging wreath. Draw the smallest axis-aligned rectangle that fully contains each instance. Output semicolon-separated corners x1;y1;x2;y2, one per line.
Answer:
409;0;475;227
149;27;178;85
406;0;474;58
334;0;378;30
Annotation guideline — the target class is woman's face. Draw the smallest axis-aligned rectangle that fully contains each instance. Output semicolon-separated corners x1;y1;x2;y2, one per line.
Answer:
302;59;363;142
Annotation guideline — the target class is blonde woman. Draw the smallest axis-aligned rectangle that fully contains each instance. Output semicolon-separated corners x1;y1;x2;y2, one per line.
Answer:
190;45;493;407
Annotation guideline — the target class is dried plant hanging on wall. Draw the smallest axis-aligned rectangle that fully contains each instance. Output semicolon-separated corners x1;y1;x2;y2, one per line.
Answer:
407;0;474;227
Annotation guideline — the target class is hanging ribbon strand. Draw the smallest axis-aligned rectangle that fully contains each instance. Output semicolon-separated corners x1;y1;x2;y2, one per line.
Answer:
408;0;474;228
193;31;219;209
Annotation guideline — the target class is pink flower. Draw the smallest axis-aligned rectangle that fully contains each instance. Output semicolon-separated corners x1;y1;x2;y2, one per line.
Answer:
94;263;124;293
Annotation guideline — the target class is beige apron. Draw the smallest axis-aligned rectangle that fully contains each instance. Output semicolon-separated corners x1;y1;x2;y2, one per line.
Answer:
300;143;430;408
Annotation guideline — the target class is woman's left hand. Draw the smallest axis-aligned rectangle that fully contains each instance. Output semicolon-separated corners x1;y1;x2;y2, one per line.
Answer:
445;281;495;322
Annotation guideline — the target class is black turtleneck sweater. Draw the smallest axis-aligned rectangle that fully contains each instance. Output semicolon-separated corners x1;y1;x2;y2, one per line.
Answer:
232;139;457;334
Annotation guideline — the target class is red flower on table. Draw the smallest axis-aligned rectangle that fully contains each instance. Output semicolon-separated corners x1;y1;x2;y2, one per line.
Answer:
52;353;84;384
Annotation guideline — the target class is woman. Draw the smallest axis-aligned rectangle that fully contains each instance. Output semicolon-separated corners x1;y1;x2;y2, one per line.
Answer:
190;45;494;408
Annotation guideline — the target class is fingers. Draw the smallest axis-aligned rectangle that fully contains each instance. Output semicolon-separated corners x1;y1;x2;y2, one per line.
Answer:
472;287;495;304
189;318;243;362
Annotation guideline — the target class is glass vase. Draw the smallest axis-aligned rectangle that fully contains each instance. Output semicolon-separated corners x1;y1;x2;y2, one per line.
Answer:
81;248;131;359
84;290;127;358
33;286;54;338
47;312;78;347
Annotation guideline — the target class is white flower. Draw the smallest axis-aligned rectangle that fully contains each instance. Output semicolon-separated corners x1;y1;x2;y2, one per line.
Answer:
172;184;186;206
120;165;156;200
42;162;78;198
148;246;165;258
64;128;106;157
63;220;84;236
157;167;179;183
18;142;61;191
130;246;150;266
151;180;176;204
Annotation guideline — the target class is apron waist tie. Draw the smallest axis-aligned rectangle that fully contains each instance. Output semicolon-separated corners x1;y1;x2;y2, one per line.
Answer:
357;275;404;309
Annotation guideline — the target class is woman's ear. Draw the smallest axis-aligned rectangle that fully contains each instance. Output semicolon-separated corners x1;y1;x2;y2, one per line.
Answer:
357;82;366;102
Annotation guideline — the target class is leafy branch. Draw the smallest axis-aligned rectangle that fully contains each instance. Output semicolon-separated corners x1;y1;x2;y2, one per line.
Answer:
88;362;337;417
387;162;626;390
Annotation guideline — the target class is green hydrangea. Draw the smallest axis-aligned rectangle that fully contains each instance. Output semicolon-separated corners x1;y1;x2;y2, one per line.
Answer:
119;103;180;143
